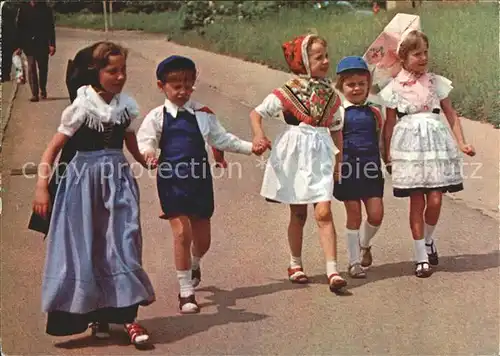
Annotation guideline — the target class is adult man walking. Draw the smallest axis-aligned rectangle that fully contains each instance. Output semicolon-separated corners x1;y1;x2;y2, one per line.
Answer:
1;1;18;82
15;0;55;101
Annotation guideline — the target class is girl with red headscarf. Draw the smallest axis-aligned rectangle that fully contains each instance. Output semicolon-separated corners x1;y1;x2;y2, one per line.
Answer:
249;34;347;293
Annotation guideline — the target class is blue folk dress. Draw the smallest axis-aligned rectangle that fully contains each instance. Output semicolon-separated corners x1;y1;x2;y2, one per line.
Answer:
333;104;384;201
41;86;155;336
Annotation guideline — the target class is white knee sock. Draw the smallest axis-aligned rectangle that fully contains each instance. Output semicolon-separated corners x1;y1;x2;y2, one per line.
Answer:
177;270;194;298
326;260;338;276
290;255;302;268
192;256;201;270
360;221;380;248
414;239;428;263
424;223;437;253
346;229;361;265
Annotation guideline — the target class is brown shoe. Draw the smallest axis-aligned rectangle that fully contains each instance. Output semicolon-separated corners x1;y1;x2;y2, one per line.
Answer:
30;96;39;102
178;294;199;314
360;246;373;268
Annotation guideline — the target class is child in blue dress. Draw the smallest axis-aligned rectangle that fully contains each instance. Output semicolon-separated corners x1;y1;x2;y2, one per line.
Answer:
137;56;265;314
32;41;155;345
332;56;386;279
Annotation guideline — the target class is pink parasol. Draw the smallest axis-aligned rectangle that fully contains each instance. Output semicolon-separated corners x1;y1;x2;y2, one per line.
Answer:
364;13;421;93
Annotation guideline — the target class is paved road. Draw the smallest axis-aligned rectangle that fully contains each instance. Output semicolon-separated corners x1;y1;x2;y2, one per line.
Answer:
1;28;498;355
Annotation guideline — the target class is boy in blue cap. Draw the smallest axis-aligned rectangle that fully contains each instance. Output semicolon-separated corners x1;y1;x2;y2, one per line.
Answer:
331;56;386;278
137;55;267;314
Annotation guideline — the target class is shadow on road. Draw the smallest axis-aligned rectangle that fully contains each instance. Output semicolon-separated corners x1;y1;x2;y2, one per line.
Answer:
140;280;307;345
308;250;500;289
42;96;70;101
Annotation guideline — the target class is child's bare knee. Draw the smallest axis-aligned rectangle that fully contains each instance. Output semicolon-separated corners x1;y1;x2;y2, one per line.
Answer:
346;214;362;229
175;231;191;248
367;209;383;226
290;206;308;226
426;194;442;210
314;204;332;223
171;219;192;247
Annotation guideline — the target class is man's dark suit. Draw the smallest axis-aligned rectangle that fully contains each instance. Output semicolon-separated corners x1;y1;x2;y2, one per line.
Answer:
1;1;18;82
16;1;55;99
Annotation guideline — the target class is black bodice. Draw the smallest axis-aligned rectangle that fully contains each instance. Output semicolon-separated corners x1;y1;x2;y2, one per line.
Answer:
70;116;131;151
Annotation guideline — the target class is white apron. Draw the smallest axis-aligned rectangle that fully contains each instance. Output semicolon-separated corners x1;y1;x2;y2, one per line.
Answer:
260;123;338;204
390;112;463;189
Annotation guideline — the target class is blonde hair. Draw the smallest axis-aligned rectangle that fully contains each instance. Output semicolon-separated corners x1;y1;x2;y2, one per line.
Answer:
90;41;128;72
397;30;429;60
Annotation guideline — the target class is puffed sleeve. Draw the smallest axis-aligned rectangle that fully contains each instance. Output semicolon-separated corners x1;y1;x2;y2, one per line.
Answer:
254;93;284;119
123;95;141;132
377;81;398;109
328;107;344;131
57;104;84;137
136;107;163;154
434;74;453;100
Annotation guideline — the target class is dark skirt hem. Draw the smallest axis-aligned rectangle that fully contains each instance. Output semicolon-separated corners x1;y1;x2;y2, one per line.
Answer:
159;210;214;220
333;177;385;202
333;191;384;202
393;183;464;198
265;198;281;204
45;303;142;336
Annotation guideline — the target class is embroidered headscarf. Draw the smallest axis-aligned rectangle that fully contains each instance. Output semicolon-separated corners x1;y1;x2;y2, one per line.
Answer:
272;34;340;127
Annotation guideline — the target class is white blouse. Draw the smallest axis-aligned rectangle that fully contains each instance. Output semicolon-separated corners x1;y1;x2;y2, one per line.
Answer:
254;93;344;131
57;85;139;137
378;71;453;115
137;98;253;155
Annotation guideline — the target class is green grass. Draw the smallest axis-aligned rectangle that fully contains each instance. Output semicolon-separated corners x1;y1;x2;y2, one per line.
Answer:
56;2;499;126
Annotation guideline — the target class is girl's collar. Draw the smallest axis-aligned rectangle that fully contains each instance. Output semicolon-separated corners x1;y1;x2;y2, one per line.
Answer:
87;85;119;105
397;68;428;86
399;68;427;80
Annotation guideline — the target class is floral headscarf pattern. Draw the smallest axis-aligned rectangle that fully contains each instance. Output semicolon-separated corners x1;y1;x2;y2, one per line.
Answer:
273;34;340;127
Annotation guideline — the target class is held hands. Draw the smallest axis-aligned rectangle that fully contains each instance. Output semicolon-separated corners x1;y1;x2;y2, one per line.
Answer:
460;143;476;157
33;183;50;219
252;135;272;156
49;46;56;56
385;163;392;175
384;154;392;175
143;151;158;170
215;160;228;169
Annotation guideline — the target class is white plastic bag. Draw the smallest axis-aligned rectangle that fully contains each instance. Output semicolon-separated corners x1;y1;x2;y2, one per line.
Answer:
12;53;26;84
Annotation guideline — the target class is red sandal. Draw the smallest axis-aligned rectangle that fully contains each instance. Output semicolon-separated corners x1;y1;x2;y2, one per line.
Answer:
328;273;347;292
288;266;309;284
124;322;150;345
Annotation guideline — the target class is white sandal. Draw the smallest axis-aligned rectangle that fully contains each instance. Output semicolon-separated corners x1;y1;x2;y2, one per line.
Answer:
348;263;367;279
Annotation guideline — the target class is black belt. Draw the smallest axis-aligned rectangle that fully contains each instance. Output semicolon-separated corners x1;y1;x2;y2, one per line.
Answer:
397;108;440;119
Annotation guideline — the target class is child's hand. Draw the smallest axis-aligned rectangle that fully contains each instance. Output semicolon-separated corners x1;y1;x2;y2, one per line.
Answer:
143;152;158;169
215;160;228;168
33;184;50;219
460;143;476;157
252;135;272;155
385;163;392;175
